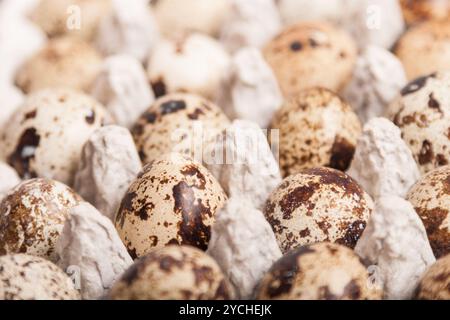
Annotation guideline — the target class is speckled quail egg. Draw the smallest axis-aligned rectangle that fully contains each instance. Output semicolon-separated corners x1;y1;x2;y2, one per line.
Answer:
270;87;362;177
0;178;81;261
0;254;80;300
395;20;450;80
132;93;230;165
407;166;450;258
415;253;450;300
400;0;450;25
263;21;357;98
388;72;450;174
264;167;373;254
31;0;112;40
151;0;231;38
147;33;231;100
0;88;110;186
115;153;227;259
15;36;102;93
108;245;233;300
256;242;381;300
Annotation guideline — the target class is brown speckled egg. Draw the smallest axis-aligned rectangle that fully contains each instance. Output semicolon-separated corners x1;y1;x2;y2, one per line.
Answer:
31;0;112;40
0;178;81;261
0;88;110;186
400;0;450;26
108;245;233;300
263;21;357;98
407;166;450;258
115;153;227;259
415;253;450;300
15;36;102;93
270;87;361;177
388;72;450;174
256;242;381;300
0;254;80;300
264;167;373;254
395;20;450;80
131;93;230;165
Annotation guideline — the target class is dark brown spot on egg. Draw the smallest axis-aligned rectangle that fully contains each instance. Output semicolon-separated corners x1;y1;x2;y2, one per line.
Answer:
343;279;362;300
181;165;206;189
23;110;37;122
329;136;355;171
278;184;317;220
290;41;303;51
172;181;212;250
428;93;441;112
116;191;138;229
335;220;367;249
418;140;434;165
85;110;95;124
159;255;184;272
187;108;205;120
7;128;40;179
151;78;167;98
160;100;186;115
415;207;450;258
401;73;436;96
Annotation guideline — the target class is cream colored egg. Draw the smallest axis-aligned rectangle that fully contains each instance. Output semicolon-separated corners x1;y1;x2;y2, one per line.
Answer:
0;88;110;186
256;242;382;300
264;167;373;253
108;245;233;300
395;20;450;80
388;72;450;174
270;87;361;178
131;93;230;165
15;36;102;93
415;254;450;300
263;21;357;98
0;178;81;261
0;254;80;300
147;33;231;100
407;166;450;258
115;153;227;259
31;0;112;40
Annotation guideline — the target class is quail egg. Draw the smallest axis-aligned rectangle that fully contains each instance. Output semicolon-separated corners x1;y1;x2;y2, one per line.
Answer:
407;165;450;258
108;245;233;300
0;254;80;300
131;93;230;165
147;33;231;100
270;87;362;177
415;253;450;300
0;178;81;261
151;0;231;38
115;152;227;259
264;167;373;253
400;0;450;25
388;71;450;174
31;0;112;40
0;88;110;186
256;242;381;300
15;36;102;93
263;21;357;98
395;20;450;80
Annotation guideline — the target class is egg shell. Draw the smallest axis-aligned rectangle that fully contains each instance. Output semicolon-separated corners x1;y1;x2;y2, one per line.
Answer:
109;245;233;300
264;167;373;253
115;153;227;259
407;166;450;258
0;178;81;261
400;0;450;25
270;87;361;177
15;36;102;93
415;254;450;300
395;20;450;80
147;33;231;100
152;0;231;38
0;88;110;186
131;93;230;165
388;72;450;174
0;254;80;300
256;242;381;300
31;0;112;40
263;21;357;98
